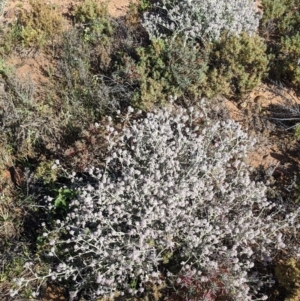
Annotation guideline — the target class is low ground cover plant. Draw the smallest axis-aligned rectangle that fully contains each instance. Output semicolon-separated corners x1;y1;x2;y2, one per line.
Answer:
11;103;300;300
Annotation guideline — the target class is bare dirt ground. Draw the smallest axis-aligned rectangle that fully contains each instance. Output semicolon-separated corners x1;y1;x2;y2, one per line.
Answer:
225;84;300;169
224;83;300;198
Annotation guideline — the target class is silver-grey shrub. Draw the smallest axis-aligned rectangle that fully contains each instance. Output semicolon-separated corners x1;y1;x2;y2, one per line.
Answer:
13;102;300;300
142;0;262;42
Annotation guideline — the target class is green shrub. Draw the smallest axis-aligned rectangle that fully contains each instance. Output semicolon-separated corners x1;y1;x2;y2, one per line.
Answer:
0;58;13;76
260;0;288;26
204;32;269;98
167;39;208;94
113;32;268;108
130;38;178;109
72;0;113;43
261;0;300;89
278;34;300;87
113;37;208;109
73;0;108;24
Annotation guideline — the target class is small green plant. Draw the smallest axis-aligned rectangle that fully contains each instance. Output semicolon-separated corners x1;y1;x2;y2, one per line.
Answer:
0;22;21;54
278;34;300;87
260;0;288;29
167;38;208;95
53;187;77;212
73;0;109;24
34;161;59;184
130;38;175;109
137;0;152;12
4;257;27;278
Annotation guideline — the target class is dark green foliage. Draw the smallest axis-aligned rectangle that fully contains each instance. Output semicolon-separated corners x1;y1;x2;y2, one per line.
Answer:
261;0;300;88
53;188;78;212
260;0;288;26
72;0;108;24
138;0;153;12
